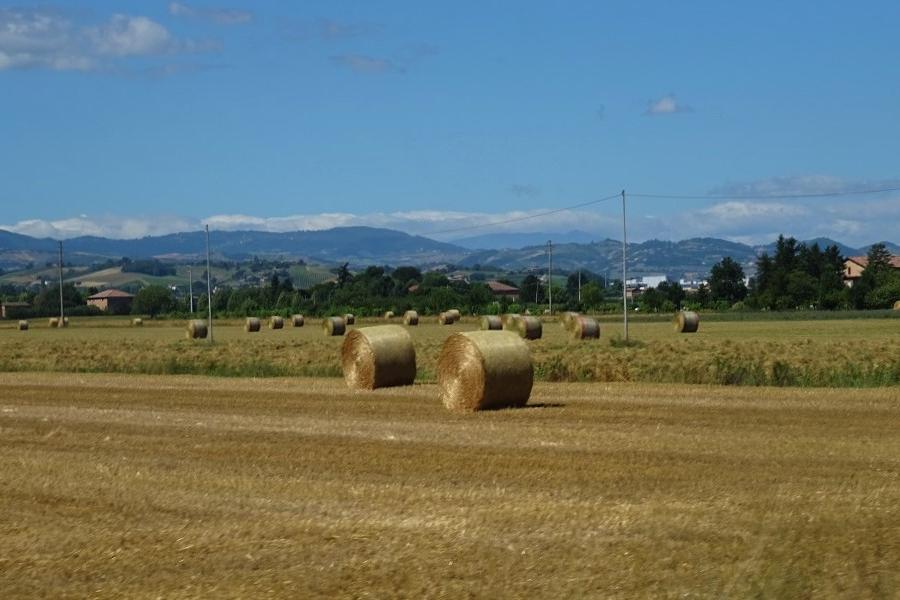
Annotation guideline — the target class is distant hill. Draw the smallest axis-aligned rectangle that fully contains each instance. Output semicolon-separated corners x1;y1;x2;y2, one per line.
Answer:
451;230;600;250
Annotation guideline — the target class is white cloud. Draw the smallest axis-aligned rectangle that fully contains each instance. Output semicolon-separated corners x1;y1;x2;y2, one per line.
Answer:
644;94;693;116
0;8;217;72
168;2;253;26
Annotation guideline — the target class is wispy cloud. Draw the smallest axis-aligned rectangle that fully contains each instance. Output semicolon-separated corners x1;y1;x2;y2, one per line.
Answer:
168;2;253;26
710;174;900;197
644;94;693;116
281;18;383;42
0;7;218;72
329;54;403;74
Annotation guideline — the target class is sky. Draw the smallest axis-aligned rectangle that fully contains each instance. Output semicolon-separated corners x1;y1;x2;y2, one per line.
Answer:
1;1;899;246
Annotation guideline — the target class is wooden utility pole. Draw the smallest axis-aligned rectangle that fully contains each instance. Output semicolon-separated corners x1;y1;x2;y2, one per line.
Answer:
58;241;65;325
621;190;628;342
205;225;213;343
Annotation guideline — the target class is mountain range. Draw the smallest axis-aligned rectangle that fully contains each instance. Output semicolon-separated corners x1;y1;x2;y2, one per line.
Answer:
0;227;896;279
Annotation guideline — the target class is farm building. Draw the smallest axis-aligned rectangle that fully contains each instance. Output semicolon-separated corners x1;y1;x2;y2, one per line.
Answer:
86;289;135;313
486;280;520;301
1;301;30;319
843;255;900;287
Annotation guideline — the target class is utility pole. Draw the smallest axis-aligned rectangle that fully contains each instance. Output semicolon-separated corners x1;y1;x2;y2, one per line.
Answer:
621;189;628;342
57;241;65;325
547;240;553;314
578;269;582;303
205;225;213;343
188;266;194;314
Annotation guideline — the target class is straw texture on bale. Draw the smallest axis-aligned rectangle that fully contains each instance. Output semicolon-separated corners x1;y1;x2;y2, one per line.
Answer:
343;314;356;325
480;315;503;330
245;317;261;332
186;320;208;340
501;313;520;329
445;309;461;321
403;310;419;326
570;315;600;339
383;311;395;320
132;318;143;327
269;316;284;330
515;316;543;340
48;318;59;328
18;320;28;331
341;325;417;390
561;312;580;330
674;311;700;333
323;316;346;336
437;331;533;412
291;314;305;327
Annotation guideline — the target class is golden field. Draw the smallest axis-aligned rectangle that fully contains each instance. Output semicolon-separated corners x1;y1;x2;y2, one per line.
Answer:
0;373;898;598
1;316;898;386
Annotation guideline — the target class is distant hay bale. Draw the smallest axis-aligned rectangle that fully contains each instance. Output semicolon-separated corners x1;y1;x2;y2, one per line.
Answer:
341;325;417;390
515;316;543;340
61;317;69;328
446;309;461;321
291;314;305;327
323;316;346;336
894;300;900;310
48;317;59;328
383;310;395;320
344;313;356;325
18;320;28;331
438;311;457;325
570;315;600;339
269;316;284;330
245;317;261;332
501;313;520;329
480;315;502;330
561;312;580;329
186;319;208;340
132;318;143;327
437;331;533;412
673;311;700;333
403;310;419;326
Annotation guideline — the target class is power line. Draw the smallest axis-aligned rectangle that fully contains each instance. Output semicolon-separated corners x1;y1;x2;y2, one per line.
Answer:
630;186;900;201
426;192;621;237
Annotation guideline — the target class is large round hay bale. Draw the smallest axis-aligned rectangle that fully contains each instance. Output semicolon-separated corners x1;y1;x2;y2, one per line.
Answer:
245;317;261;332
383;310;395;320
570;315;600;339
48;317;59;328
343;313;355;325
186;319;208;339
515;316;543;340
269;316;284;330
18;320;28;331
323;316;346;336
437;331;533;412
446;309;461;321
403;310;419;326
438;311;457;325
480;315;502;330
341;325;417;390
132;318;143;327
894;300;900;310
673;311;700;333
561;311;580;330
501;313;520;329
291;314;305;327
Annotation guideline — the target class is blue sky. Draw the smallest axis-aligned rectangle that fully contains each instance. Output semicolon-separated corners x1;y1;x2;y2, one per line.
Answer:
1;1;899;245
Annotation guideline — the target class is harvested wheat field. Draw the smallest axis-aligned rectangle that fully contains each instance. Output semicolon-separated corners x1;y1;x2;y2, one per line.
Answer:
1;372;898;598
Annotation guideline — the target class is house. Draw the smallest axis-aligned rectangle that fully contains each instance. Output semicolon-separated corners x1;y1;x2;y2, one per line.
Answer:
843;255;900;287
486;280;520;301
1;301;30;319
86;289;135;313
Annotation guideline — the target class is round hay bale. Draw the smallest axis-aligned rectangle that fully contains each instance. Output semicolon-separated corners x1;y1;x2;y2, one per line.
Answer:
438;311;457;325
894;300;900;310
437;331;533;412
342;325;417;390
291;314;305;327
48;317;59;328
383;310;395;320
61;317;69;328
403;310;419;326
245;317;261;332
515;316;543;340
186;319;208;340
446;309;461;321
673;311;700;333
344;313;356;325
132;318;143;327
323;316;346;336
570;315;600;339
18;320;28;331
269;316;284;330
501;313;520;329
561;311;580;330
480;315;503;330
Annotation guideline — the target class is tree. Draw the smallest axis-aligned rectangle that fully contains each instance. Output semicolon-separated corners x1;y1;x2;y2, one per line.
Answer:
391;266;421;284
335;263;352;288
520;275;542;304
132;285;175;318
708;257;747;305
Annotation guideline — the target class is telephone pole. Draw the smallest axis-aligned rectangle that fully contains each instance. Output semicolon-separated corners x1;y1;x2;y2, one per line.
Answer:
621;189;628;342
578;269;582;303
188;266;194;314
205;225;213;343
547;240;553;314
57;241;65;325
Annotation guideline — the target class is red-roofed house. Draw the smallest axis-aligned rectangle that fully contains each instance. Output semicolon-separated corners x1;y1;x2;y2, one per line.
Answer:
486;280;520;301
87;289;135;313
843;255;900;287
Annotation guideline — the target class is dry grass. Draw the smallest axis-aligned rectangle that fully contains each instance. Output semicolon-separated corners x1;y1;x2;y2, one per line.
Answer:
0;372;897;597
0;317;898;386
